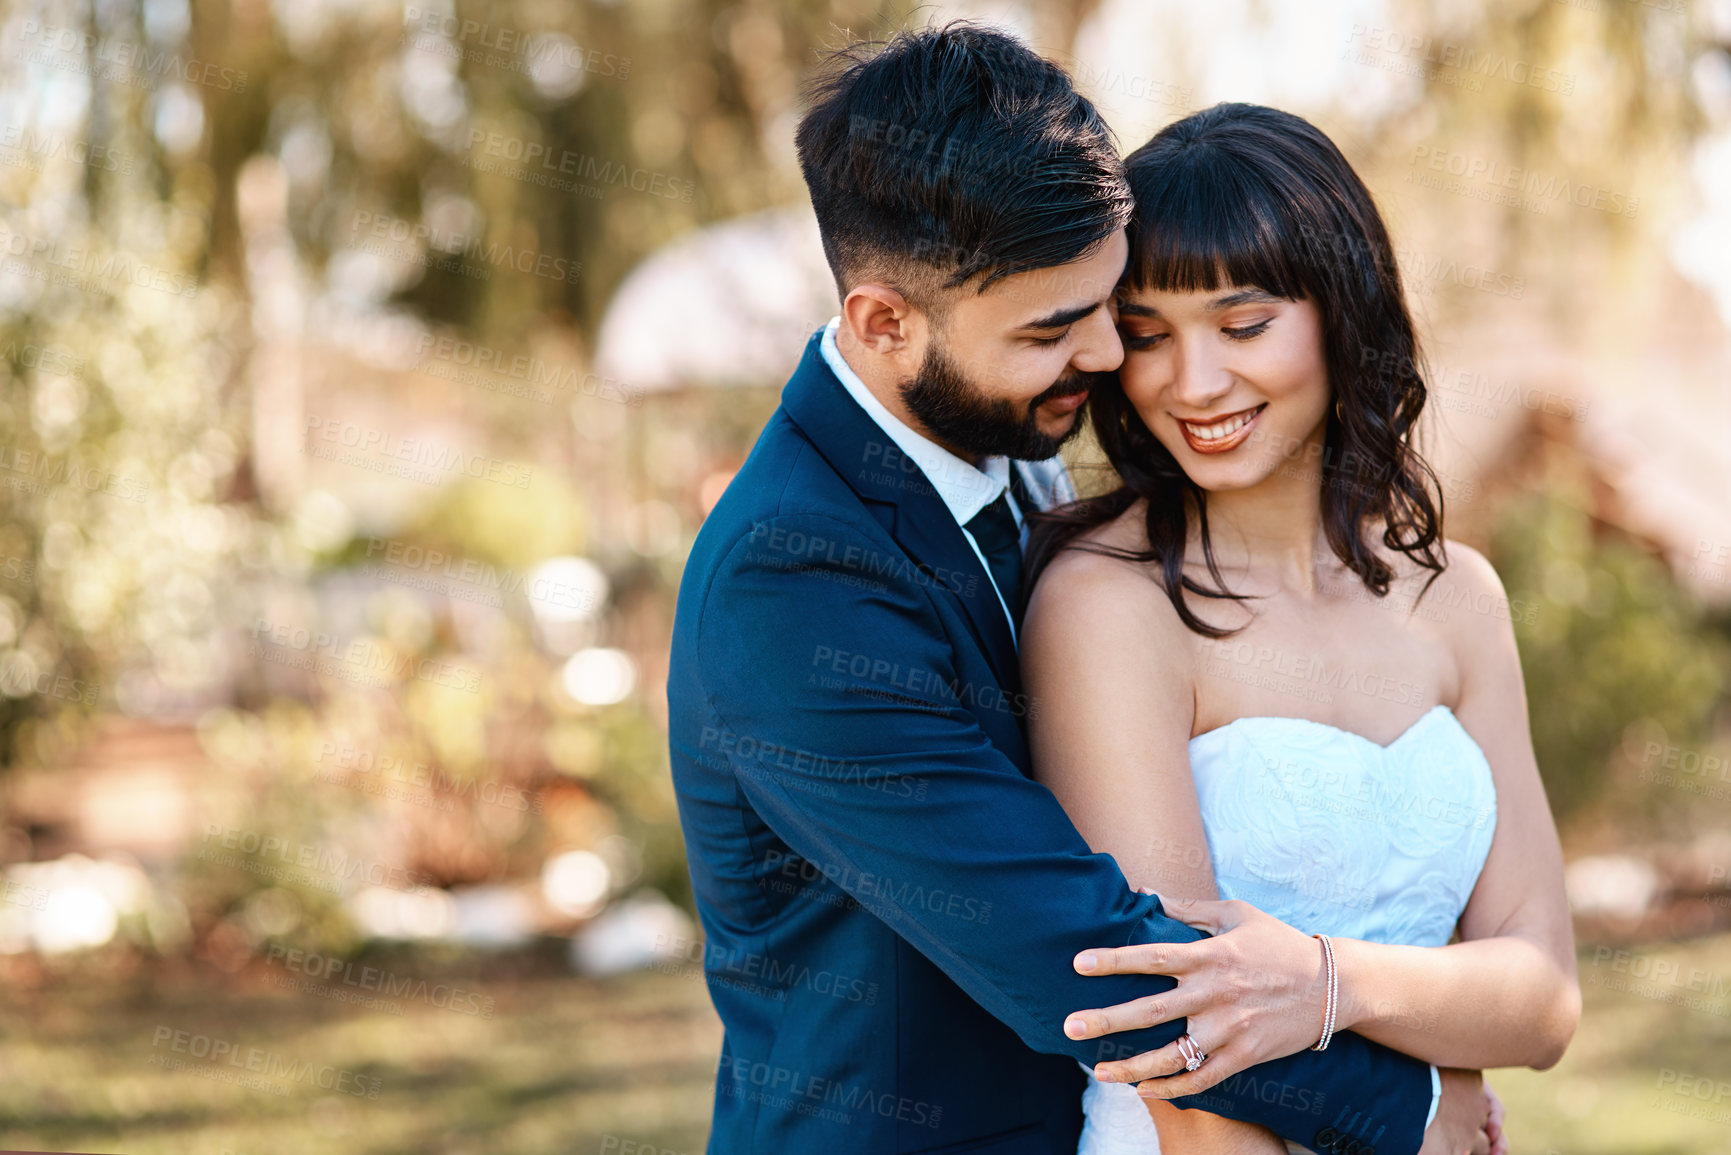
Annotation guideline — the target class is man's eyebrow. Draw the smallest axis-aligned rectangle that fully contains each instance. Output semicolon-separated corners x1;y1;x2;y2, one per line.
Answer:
1020;300;1103;330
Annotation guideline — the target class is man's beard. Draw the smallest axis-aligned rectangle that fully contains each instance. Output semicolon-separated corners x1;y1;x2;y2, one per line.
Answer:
899;341;1107;462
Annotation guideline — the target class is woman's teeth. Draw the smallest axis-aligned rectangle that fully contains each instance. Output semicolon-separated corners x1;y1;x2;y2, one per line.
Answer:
1181;406;1263;442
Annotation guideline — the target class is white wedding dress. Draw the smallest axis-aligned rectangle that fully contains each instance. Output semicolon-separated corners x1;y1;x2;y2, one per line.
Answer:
1077;705;1499;1154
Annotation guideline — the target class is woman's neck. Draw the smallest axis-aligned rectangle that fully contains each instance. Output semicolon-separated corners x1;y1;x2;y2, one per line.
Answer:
1187;469;1332;597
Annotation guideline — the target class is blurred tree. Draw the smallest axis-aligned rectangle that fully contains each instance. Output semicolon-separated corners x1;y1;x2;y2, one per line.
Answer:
1490;477;1725;823
1373;0;1711;338
0;2;250;776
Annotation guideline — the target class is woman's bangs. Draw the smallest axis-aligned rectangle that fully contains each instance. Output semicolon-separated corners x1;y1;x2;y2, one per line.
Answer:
1124;165;1309;301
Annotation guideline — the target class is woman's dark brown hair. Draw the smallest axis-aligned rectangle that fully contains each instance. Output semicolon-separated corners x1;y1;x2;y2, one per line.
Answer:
1024;102;1446;636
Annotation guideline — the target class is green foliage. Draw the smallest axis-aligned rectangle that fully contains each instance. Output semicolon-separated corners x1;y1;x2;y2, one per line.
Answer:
1489;490;1725;822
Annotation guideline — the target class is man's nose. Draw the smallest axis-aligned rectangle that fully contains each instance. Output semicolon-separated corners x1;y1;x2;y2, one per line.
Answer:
1069;305;1123;374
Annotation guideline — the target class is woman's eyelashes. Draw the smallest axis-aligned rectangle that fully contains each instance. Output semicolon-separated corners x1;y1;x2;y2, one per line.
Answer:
1119;318;1274;350
1222;318;1273;341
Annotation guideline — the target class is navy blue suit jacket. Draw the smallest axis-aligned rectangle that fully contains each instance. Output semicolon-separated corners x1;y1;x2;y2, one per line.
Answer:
667;333;1433;1154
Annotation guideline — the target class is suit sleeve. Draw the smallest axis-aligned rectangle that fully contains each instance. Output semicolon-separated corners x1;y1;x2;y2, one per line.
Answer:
685;511;1434;1154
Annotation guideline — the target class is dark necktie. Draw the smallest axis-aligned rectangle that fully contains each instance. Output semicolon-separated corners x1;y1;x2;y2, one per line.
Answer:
966;488;1023;630
1007;463;1036;517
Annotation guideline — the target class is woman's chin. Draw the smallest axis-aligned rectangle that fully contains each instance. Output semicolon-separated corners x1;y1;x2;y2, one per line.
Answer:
1178;459;1283;494
1151;434;1292;493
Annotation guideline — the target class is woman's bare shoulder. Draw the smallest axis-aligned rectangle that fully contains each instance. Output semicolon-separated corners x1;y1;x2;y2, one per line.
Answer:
1382;537;1509;618
1355;533;1497;605
1370;537;1520;695
1025;499;1192;655
1030;500;1149;604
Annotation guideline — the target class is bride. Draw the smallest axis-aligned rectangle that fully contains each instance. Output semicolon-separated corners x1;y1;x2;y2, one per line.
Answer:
1021;103;1580;1154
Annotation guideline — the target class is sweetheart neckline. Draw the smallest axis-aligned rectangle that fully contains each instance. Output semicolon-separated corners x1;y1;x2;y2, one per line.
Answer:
1189;703;1457;753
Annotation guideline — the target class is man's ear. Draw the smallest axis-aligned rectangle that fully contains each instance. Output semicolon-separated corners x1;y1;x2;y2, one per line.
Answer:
840;283;923;359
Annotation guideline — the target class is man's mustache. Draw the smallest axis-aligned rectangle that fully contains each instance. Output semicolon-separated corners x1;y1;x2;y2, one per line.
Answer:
1030;370;1115;409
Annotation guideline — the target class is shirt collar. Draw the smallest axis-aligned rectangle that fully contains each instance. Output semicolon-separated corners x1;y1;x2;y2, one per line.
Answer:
820;317;1004;526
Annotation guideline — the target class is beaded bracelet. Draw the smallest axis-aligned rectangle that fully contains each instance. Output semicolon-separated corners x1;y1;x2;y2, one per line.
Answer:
1311;932;1339;1052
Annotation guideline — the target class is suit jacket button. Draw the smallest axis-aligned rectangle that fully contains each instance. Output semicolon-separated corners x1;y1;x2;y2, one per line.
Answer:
1314;1127;1338;1148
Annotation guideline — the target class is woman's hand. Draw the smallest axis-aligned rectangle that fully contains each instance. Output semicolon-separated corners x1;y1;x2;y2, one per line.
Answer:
1061;891;1331;1097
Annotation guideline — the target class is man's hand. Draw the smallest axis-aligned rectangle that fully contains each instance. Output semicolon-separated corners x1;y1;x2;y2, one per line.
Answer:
1418;1068;1492;1155
1483;1082;1508;1155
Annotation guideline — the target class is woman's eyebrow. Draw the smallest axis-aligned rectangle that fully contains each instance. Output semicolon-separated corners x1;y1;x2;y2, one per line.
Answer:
1208;288;1282;309
1113;289;1282;319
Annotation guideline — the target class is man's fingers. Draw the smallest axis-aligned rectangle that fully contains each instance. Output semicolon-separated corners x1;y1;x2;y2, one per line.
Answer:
1133;1039;1249;1100
1074;940;1207;977
1064;986;1203;1042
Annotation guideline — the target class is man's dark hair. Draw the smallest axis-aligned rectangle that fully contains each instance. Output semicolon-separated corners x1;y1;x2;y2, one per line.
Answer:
794;21;1131;313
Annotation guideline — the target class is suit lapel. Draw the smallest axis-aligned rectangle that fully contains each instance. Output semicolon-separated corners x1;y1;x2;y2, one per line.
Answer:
779;333;1021;691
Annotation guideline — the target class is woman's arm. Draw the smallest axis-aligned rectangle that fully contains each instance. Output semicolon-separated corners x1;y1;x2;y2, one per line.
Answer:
1071;544;1579;1084
1023;546;1286;1154
1329;544;1581;1069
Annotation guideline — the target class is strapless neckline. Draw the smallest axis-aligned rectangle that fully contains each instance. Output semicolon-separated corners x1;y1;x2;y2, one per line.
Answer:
1190;703;1465;754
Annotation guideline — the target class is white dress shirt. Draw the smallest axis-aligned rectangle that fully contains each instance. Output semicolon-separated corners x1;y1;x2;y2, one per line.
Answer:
820;317;1074;641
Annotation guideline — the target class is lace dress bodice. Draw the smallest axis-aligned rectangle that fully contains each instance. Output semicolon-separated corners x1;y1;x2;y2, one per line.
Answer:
1078;706;1498;1154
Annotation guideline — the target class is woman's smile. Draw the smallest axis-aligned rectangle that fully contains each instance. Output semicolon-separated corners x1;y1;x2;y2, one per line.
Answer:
1176;402;1267;455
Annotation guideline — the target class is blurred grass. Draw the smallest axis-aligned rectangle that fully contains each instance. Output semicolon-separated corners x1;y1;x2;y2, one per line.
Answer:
1;934;1728;1154
0;961;723;1155
1495;933;1731;1155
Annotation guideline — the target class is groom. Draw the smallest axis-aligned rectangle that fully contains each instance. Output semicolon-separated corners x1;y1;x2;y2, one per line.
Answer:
669;22;1465;1155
